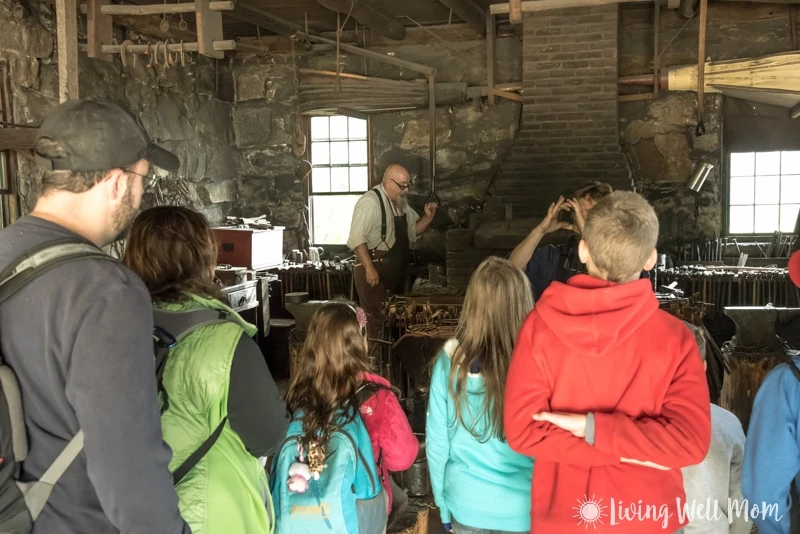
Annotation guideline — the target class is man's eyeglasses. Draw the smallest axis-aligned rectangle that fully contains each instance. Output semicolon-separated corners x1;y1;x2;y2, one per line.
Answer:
390;178;412;191
127;169;159;189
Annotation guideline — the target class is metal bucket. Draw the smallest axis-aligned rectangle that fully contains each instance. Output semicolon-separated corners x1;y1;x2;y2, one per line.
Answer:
393;433;430;497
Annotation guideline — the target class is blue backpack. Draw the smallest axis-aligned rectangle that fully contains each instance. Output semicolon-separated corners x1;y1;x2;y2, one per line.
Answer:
269;409;387;534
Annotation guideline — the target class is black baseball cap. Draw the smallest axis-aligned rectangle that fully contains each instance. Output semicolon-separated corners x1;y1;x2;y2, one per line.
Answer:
35;99;180;173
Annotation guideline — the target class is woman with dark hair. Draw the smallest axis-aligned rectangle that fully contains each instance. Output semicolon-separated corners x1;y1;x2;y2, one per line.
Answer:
123;205;289;534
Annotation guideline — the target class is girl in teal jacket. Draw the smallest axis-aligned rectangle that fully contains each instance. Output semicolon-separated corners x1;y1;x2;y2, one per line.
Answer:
426;256;535;534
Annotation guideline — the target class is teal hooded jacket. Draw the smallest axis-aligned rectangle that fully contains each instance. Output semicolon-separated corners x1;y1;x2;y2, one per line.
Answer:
426;339;534;532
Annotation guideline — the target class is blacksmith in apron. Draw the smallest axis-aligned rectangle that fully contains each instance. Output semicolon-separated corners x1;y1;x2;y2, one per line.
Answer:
347;164;437;341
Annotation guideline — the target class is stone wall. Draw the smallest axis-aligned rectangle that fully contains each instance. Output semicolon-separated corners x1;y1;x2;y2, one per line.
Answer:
231;29;524;262
621;93;723;246
230;56;306;252
618;3;797;244
2;0;241;225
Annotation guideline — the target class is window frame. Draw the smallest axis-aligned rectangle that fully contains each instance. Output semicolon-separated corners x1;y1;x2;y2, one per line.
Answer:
306;114;372;246
725;149;800;237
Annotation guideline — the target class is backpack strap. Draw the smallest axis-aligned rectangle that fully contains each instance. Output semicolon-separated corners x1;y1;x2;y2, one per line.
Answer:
355;382;395;407
151;309;234;486
173;417;227;485
787;358;800;383
21;431;85;521
0;238;113;518
152;308;230;414
0;239;112;305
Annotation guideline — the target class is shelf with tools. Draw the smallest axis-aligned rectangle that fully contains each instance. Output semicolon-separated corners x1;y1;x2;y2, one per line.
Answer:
80;0;265;63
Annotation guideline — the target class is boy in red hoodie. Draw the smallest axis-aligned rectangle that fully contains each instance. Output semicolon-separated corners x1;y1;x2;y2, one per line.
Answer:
504;191;711;534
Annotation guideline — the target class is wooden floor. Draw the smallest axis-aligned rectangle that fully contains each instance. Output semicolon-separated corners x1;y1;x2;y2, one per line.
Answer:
388;498;443;534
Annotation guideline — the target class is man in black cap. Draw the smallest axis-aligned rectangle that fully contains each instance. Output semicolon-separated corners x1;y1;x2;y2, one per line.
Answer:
0;99;190;533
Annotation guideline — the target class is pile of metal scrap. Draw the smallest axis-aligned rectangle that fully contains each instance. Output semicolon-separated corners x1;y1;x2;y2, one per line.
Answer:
385;295;464;339
656;294;711;325
659;265;799;318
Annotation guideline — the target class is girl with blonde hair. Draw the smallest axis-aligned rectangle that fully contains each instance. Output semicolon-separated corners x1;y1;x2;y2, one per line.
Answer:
427;256;535;534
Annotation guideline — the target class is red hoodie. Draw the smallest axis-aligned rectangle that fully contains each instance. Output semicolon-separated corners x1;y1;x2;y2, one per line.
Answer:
504;275;711;533
357;372;418;511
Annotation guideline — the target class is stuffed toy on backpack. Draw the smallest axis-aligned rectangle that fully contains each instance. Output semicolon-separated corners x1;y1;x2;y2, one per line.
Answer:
270;411;387;534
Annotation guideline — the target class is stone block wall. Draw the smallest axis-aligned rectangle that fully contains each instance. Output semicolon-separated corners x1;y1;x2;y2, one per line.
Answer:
231;57;306;253
369;101;521;264
3;0;242;226
621;93;723;245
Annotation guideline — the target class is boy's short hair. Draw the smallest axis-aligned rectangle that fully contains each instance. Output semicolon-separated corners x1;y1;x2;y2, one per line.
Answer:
582;191;659;282
683;321;707;363
573;181;613;203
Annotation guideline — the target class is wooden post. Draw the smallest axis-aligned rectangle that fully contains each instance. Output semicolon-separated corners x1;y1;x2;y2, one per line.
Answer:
653;0;660;98
56;0;79;102
696;0;708;132
509;0;522;24
87;0;113;62
486;14;495;106
196;0;224;58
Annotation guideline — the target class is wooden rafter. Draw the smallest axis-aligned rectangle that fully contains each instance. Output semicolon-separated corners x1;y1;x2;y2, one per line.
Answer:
316;0;406;41
296;31;435;75
438;0;486;35
490;0;650;14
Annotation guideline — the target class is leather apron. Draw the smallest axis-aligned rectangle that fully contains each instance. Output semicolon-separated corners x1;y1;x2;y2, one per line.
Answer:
380;212;410;295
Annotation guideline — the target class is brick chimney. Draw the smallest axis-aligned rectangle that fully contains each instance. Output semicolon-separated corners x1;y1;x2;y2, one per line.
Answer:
446;5;632;290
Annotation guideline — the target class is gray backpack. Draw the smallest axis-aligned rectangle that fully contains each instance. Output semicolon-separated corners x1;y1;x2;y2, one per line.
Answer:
0;239;112;533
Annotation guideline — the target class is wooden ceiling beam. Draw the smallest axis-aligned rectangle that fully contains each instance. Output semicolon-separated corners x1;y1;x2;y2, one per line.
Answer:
315;0;406;41
437;0;486;36
223;9;296;37
296;31;434;74
491;0;651;13
235;2;305;34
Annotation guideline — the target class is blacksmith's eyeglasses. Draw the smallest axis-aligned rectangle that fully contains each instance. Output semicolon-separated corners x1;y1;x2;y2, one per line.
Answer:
391;178;411;191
